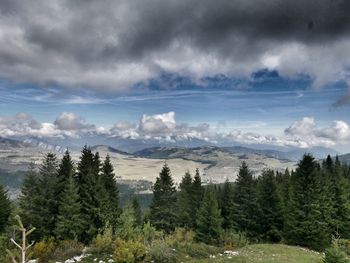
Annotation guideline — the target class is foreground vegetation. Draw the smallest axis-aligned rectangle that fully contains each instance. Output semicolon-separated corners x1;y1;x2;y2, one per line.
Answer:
1;145;350;262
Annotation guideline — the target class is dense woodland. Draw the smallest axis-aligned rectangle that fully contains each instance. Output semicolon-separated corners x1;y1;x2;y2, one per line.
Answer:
1;146;350;262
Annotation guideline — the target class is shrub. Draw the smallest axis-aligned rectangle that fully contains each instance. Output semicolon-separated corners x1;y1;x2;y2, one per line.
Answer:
51;239;84;261
219;230;249;250
142;221;163;245
0;235;9;263
114;238;147;263
89;227;114;254
339;239;350;255
146;241;181;263
165;228;195;246
32;239;83;262
324;238;350;263
181;242;222;259
32;238;56;263
146;230;221;262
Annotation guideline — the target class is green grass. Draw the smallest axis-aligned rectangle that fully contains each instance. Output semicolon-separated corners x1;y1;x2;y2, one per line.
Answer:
77;244;323;263
188;244;323;263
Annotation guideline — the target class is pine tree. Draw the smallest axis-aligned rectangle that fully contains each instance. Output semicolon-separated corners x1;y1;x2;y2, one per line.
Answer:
285;154;330;250
57;150;75;196
76;146;103;243
328;158;350;238
176;171;193;228
116;204;138;240
55;175;83;240
191;168;203;226
258;169;283;242
149;163;177;233
101;155;119;229
220;179;235;229
132;197;142;227
36;153;59;238
0;184;11;233
19;163;41;239
195;185;223;244
232;162;261;239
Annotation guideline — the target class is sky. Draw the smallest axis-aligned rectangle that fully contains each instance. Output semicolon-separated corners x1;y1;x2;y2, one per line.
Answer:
0;0;350;152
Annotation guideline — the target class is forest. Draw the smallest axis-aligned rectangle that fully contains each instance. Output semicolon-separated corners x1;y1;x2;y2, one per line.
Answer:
1;146;350;262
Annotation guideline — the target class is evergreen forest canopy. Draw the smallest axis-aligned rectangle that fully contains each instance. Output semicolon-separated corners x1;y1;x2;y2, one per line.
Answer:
1;146;350;261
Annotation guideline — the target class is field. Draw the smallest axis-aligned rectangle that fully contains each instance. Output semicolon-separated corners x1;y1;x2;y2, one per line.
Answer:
76;244;323;263
0;145;296;190
190;244;323;263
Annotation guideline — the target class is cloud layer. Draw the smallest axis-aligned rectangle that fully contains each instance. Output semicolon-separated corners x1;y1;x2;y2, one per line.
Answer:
1;111;350;149
0;0;350;90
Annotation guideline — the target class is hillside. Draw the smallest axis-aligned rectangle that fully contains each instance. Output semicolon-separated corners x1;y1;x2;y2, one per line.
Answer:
134;146;296;182
77;244;322;263
190;244;322;263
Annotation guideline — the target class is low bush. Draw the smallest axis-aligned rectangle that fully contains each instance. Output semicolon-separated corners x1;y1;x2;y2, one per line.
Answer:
32;238;56;263
32;238;83;262
51;239;84;261
324;238;350;263
339;239;350;255
114;238;147;263
219;230;249;250
142;221;163;246
181;242;222;259
165;228;195;246
146;241;181;263
89;227;114;254
0;235;9;263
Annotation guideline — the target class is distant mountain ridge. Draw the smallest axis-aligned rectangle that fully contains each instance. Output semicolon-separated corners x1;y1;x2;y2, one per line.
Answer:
134;145;338;162
0;136;340;162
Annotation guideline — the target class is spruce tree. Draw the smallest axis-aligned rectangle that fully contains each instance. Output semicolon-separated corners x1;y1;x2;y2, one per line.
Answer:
0;184;11;233
19;163;41;239
36;153;59;238
176;171;193;228
329;158;350;238
149;163;177;233
232;162;261;239
55;175;83;240
132;197;142;227
191;168;203;225
195;184;223;244
258;169;283;242
101;155;119;229
285;154;330;250
116;204;138;240
76;146;103;243
220;179;235;229
57;150;75;196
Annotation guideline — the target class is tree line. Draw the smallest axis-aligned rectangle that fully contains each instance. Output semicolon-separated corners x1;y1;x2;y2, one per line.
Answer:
1;148;350;252
148;154;350;251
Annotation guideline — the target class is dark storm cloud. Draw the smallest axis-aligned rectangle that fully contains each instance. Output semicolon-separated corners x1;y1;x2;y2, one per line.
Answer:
0;0;350;89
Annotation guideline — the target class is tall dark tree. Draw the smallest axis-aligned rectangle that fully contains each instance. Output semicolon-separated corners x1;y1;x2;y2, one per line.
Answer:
101;155;119;229
232;162;261;239
220;180;235;230
55;175;83;240
191;168;203;225
149;163;177;233
0;183;11;233
57;150;75;196
328;157;350;238
285;154;330;251
132;197;142;226
176;171;193;228
76;146;103;243
258;169;283;242
19;163;41;239
195;185;223;244
37;153;59;238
